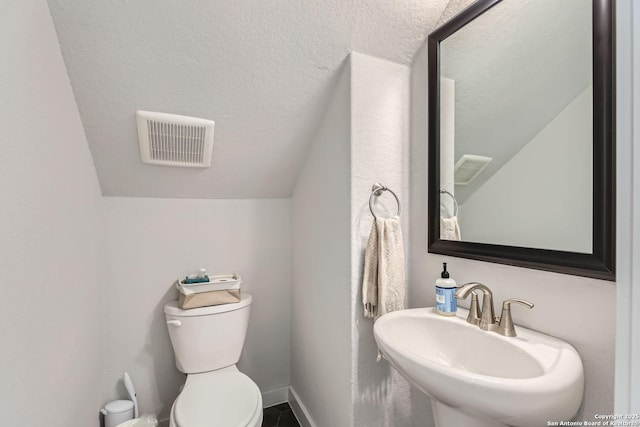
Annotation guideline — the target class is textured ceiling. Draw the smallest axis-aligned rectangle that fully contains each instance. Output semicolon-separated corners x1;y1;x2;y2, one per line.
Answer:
48;0;450;198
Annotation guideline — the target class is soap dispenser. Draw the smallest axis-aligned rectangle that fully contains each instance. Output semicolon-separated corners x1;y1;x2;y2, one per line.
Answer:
436;262;457;316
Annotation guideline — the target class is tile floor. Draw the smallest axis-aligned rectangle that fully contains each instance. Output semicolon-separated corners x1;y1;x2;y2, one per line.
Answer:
262;403;300;427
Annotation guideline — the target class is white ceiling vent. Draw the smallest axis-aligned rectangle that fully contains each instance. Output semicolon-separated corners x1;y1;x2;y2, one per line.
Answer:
136;111;215;168
454;154;492;186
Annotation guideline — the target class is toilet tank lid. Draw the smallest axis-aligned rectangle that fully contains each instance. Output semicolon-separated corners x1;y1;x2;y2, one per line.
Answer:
164;294;252;317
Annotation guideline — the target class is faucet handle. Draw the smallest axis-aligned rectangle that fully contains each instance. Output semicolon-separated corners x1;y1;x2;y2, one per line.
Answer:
496;299;534;337
466;290;482;326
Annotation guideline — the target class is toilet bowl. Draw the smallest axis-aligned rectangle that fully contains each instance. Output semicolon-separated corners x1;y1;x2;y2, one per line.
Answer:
165;294;263;427
169;368;262;427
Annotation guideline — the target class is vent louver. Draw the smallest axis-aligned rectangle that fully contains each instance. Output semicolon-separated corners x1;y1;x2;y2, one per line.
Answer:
136;111;215;167
454;154;492;186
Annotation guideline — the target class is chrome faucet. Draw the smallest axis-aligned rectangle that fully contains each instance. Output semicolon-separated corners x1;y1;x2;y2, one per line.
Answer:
455;282;497;332
455;282;534;337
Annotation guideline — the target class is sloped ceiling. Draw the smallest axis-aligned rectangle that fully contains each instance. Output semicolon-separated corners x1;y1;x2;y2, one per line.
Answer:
48;0;451;198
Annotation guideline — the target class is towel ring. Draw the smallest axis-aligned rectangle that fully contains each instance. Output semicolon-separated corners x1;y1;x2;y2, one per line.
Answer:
440;189;459;218
369;183;401;219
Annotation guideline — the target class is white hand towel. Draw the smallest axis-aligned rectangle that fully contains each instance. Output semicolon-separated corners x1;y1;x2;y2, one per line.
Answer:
440;215;461;241
362;216;406;320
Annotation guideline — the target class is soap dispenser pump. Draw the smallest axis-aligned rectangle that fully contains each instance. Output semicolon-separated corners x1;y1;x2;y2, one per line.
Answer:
436;262;457;316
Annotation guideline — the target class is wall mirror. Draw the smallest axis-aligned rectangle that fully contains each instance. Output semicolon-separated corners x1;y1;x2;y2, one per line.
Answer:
427;0;615;280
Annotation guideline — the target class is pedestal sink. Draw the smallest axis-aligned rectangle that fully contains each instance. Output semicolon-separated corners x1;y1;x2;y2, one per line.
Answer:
373;308;584;427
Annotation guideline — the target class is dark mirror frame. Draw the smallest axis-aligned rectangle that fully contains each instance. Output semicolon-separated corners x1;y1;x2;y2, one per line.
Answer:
427;0;615;281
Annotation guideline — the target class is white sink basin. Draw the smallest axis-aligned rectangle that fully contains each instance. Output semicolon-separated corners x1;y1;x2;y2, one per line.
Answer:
373;308;584;427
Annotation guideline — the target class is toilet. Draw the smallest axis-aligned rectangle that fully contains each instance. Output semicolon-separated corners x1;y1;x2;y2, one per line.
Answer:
164;294;263;427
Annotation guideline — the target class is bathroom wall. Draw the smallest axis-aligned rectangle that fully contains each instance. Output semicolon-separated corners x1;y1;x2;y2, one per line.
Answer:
615;0;640;412
410;41;615;422
103;198;291;422
350;52;433;427
290;52;429;427
0;1;105;426
290;60;352;427
460;86;593;253
290;51;433;427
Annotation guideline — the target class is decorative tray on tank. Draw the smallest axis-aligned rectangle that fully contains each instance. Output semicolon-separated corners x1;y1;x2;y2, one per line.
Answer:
176;273;241;309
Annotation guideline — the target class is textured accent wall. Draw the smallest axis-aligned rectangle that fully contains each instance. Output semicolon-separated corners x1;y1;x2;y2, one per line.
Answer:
0;1;105;425
291;52;432;427
349;52;427;427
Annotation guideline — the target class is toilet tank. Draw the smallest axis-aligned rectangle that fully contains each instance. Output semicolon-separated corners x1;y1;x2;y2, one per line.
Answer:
164;294;252;374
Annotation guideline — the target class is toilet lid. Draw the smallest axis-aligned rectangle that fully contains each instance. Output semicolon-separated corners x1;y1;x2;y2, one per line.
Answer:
174;371;260;427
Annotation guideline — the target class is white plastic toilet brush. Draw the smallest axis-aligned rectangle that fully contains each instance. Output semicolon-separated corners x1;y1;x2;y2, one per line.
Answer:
123;372;139;418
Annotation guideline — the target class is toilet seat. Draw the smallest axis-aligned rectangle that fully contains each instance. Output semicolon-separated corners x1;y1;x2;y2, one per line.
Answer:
172;371;262;427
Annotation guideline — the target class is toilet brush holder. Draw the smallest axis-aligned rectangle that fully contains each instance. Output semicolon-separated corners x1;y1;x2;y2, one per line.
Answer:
101;400;134;427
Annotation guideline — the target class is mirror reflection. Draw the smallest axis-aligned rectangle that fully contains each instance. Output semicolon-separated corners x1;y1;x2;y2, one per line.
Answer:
438;0;592;253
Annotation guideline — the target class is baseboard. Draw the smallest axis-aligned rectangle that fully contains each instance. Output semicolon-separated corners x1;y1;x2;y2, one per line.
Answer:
262;386;290;408
288;387;317;427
